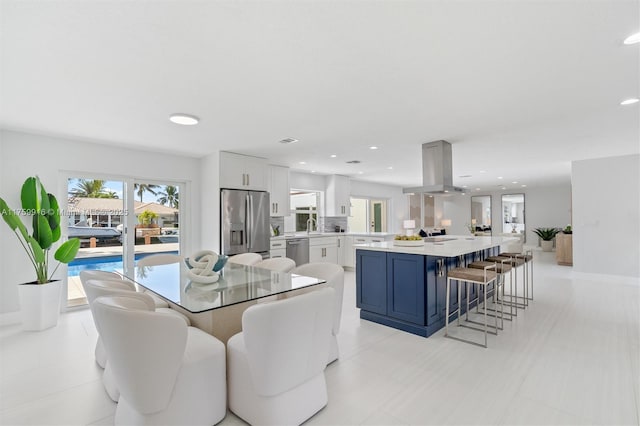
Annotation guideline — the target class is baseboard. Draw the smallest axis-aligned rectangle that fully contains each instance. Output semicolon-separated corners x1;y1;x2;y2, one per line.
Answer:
0;311;21;326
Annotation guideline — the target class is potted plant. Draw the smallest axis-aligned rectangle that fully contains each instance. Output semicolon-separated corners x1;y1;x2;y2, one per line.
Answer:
562;224;572;234
533;227;560;252
0;176;80;330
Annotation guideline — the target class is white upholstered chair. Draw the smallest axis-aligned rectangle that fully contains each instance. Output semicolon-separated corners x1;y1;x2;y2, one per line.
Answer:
228;252;262;266
254;257;296;272
291;262;345;364
84;279;190;402
92;295;227;426
79;269;170;309
227;287;334;426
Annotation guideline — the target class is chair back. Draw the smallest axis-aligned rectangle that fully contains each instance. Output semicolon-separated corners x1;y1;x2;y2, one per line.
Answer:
92;295;188;414
79;270;136;291
254;257;296;272
84;279;156;311
228;253;263;266
292;263;345;335
242;287;334;396
137;253;183;267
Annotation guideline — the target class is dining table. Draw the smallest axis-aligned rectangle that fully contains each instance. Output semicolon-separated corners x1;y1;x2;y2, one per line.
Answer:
125;261;326;344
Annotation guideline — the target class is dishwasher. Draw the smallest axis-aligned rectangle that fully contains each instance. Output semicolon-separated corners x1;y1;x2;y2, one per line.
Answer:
286;237;309;266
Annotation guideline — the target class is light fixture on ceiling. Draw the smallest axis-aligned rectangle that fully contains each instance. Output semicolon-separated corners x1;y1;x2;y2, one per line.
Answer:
521;184;527;187
512;181;518;184
299;161;306;165
330;154;337;158
280;138;298;144
311;170;316;173
479;170;487;174
620;98;639;105
358;171;364;174
369;146;378;150
623;32;640;45
387;166;393;170
169;113;199;125
462;185;468;188
497;176;503;180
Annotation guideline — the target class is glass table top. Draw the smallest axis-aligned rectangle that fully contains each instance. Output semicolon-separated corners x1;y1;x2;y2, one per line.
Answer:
127;262;326;313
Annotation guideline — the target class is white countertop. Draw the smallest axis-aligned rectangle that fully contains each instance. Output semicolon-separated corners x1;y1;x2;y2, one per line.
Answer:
354;235;518;257
272;232;394;240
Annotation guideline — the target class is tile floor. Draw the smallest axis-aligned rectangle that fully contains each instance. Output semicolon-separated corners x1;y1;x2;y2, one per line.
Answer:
1;250;638;425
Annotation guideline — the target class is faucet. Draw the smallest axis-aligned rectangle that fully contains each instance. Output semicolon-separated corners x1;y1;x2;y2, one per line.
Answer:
306;217;317;233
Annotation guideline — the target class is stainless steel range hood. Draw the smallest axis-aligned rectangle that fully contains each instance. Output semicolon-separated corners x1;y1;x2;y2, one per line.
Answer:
402;140;464;195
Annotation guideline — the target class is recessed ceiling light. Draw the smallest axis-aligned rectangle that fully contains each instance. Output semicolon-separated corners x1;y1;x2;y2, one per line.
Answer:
501;186;507;190
461;193;466;196
521;184;527;187
497;176;503;180
444;190;449;193
620;98;639;105
623;32;640;45
462;185;468;188
169;113;199;125
311;170;316;173
280;138;298;144
358;171;364;174
479;170;487;174
387;166;393;170
512;181;518;184
330;154;337;158
299;161;306;165
369;146;378;150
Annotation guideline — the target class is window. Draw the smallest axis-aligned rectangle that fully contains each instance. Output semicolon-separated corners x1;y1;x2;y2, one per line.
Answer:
289;190;320;232
408;194;435;229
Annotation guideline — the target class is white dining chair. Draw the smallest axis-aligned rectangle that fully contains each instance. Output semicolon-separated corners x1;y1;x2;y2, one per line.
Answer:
254;257;296;272
84;279;191;402
227;287;334;426
228;252;263;266
291;262;345;364
93;295;226;425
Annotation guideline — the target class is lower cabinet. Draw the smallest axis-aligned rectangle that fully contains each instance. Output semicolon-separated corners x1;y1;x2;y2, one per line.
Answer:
387;253;425;325
356;250;387;315
309;236;338;264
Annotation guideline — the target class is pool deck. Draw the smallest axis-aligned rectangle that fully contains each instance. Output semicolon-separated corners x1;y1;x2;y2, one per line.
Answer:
68;243;179;306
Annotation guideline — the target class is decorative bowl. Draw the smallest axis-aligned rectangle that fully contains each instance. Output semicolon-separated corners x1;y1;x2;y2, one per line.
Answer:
213;255;229;272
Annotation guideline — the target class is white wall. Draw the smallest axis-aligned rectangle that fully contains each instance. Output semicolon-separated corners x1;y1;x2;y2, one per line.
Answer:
199;151;220;252
434;184;572;242
0;130;202;316
572;154;639;277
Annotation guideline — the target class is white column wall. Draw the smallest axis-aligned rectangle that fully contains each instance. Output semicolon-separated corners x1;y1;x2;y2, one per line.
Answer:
0;130;202;316
572;154;639;277
199;151;220;252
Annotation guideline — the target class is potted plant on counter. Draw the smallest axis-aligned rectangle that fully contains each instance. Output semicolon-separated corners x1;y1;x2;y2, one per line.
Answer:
533;227;560;252
0;176;80;330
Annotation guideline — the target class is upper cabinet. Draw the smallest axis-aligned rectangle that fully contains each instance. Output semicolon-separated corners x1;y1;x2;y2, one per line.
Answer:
219;152;267;191
268;165;290;217
325;175;350;217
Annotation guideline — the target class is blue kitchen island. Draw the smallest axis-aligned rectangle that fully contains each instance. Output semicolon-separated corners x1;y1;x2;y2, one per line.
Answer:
355;236;513;337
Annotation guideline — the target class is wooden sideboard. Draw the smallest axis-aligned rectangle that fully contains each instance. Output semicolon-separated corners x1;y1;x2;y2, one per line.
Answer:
556;233;573;266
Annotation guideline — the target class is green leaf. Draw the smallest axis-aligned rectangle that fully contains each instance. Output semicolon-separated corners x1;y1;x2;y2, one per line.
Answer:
28;237;45;263
40;185;50;213
47;194;61;242
54;238;80;263
35;214;53;249
21;177;39;211
0;197;28;239
51;224;61;242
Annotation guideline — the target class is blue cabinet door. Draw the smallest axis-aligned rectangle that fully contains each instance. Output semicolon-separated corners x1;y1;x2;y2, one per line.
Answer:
387;253;425;325
425;256;447;326
356;250;387;315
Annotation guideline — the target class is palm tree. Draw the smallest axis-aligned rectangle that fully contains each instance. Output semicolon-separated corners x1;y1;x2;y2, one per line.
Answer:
157;185;179;209
134;183;160;202
70;179;118;198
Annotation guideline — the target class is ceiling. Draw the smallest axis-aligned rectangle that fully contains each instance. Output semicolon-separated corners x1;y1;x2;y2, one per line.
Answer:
1;0;638;191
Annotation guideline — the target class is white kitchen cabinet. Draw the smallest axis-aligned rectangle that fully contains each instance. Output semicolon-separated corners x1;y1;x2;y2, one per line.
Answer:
268;165;290;217
309;236;339;264
325;175;350;217
336;236;346;266
219;152;267;191
269;238;287;258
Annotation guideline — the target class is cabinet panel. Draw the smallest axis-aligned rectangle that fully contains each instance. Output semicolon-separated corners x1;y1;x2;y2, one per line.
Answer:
325;175;350;217
356;250;387;315
386;253;425;325
268;165;290;217
270;248;286;258
425;256;447;326
220;152;267;190
336;236;345;266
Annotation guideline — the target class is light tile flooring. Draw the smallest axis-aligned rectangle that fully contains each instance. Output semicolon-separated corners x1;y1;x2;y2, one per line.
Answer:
1;251;638;425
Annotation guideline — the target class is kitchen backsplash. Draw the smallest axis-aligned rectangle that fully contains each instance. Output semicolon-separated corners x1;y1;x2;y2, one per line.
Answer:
269;217;284;235
323;217;348;233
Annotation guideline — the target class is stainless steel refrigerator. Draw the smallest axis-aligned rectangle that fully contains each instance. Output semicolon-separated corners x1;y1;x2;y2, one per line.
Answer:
220;189;270;257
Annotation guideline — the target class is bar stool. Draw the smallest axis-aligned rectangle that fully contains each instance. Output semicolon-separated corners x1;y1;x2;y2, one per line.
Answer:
500;250;534;301
486;254;527;311
445;265;498;348
468;259;513;323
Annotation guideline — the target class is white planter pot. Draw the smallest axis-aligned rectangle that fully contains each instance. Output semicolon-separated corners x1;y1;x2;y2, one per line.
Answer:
541;240;554;252
18;280;62;331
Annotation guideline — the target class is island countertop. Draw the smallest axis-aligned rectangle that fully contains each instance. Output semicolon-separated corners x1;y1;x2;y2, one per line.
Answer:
354;235;517;257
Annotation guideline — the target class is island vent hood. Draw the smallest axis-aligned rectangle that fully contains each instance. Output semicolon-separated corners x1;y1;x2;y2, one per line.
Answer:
402;140;465;195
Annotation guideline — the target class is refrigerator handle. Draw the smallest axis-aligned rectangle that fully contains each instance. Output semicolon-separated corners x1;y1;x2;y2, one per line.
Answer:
246;193;252;250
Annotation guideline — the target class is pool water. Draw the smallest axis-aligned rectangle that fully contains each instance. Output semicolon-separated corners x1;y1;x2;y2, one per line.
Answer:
67;252;179;277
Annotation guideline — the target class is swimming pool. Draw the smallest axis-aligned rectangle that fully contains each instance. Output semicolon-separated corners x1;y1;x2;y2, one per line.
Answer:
67;252;179;277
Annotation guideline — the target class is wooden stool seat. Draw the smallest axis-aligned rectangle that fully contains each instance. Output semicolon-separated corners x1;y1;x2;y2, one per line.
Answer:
468;261;512;274
448;267;497;283
486;256;525;267
500;252;533;261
